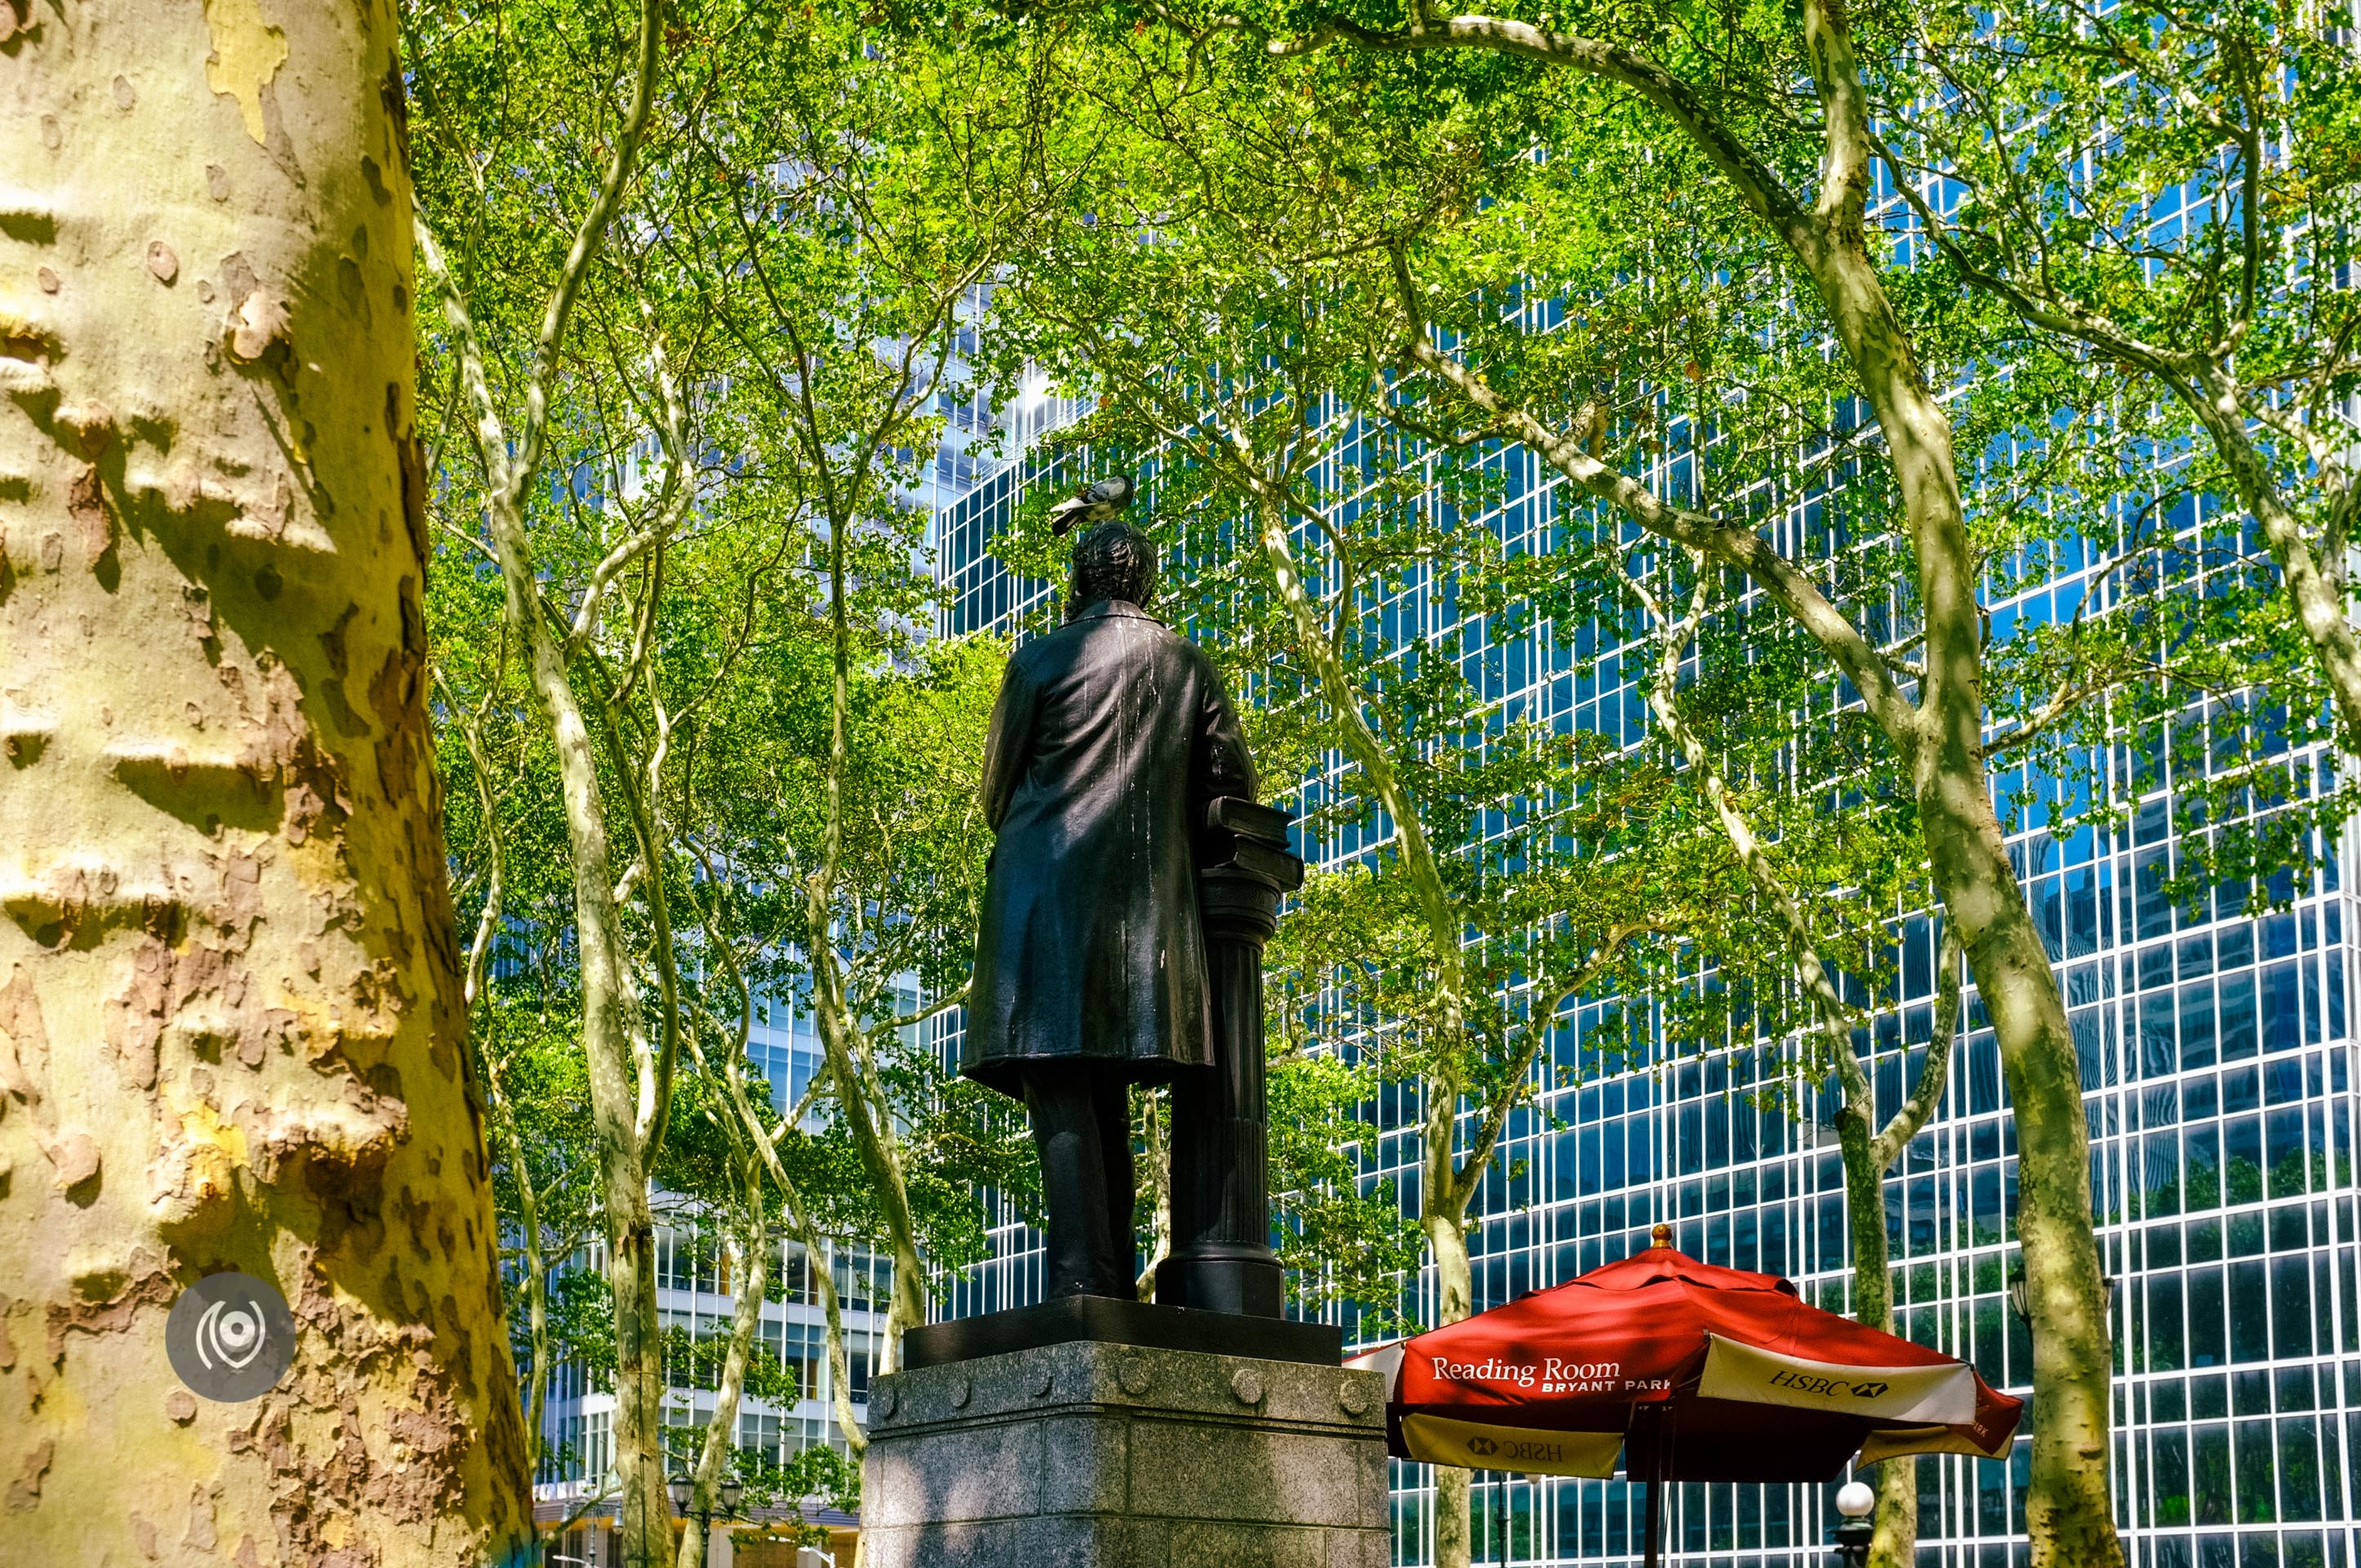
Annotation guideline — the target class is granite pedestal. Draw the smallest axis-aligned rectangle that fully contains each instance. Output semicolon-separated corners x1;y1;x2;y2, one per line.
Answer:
862;1338;1389;1568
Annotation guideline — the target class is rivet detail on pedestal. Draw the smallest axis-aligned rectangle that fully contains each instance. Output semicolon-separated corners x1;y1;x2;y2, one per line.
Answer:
1230;1366;1265;1405
1031;1366;1054;1398
951;1374;973;1410
1117;1355;1152;1396
1339;1380;1372;1416
875;1383;900;1420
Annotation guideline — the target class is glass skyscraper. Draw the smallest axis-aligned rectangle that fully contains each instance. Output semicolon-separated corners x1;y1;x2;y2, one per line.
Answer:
528;343;1043;1542
531;996;893;1505
928;439;2361;1568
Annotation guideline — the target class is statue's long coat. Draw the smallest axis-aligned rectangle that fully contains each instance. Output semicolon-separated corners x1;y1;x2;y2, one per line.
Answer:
962;599;1255;1094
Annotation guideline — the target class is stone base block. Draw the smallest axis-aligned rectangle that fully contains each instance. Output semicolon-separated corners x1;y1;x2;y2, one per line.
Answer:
862;1338;1388;1568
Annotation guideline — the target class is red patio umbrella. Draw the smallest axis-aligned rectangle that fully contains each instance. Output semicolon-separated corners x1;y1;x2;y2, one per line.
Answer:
1348;1226;2020;1566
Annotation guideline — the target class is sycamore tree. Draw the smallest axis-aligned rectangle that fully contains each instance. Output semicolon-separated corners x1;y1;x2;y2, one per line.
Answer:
436;594;874;1557
438;570;613;1483
992;19;2351;1562
1625;538;1962;1565
651;11;1076;1374
1058;7;2136;1557
646;1071;860;1568
1365;105;2352;1566
993;49;1744;1557
412;9;1062;1539
1263;1048;1428;1331
477;1011;606;1480
1003;12;2361;1562
673;619;1040;1401
407;0;728;1554
1885;0;2361;746
0;4;532;1561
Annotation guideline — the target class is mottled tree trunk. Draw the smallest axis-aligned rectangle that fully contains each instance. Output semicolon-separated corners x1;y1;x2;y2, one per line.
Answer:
807;950;927;1374
1643;570;1947;1566
1807;225;2118;1563
1832;1121;1918;1565
1780;5;2121;1550
1254;491;1480;1567
510;600;672;1566
604;1171;673;1566
0;2;531;1562
807;502;931;1376
413;0;675;1539
1424;1209;1476;1568
675;1195;768;1568
800;1227;868;1458
1824;268;2121;1568
2186;373;2361;746
1341;0;2124;1548
1918;804;2117;1565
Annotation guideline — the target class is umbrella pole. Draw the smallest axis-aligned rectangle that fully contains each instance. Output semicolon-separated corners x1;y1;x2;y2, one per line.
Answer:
1642;1474;1661;1568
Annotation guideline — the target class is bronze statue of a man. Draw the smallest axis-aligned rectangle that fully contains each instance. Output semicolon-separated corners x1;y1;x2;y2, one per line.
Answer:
961;515;1255;1299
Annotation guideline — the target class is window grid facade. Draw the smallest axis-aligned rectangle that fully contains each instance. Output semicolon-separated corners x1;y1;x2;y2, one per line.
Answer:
932;416;2361;1566
532;996;892;1494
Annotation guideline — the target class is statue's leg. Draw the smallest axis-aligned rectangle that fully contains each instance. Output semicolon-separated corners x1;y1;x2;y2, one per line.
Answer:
1022;1067;1123;1298
1092;1073;1137;1294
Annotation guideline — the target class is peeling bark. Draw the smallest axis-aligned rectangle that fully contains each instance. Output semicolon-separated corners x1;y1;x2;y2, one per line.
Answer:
412;2;679;1555
674;1183;767;1568
1425;1211;1475;1568
0;3;530;1563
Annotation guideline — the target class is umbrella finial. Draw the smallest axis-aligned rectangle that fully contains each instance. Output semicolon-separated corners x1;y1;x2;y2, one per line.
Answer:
1650;1223;1672;1250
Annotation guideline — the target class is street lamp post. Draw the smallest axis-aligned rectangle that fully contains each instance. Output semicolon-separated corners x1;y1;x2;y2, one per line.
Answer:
666;1470;745;1568
1831;1480;1875;1568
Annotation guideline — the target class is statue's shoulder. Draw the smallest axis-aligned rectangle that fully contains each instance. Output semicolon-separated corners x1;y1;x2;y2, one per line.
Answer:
1029;606;1221;695
1013;617;1091;669
1060;602;1194;654
1100;608;1214;675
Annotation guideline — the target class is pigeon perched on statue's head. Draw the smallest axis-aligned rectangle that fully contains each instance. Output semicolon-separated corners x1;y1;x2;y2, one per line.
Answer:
1045;474;1136;537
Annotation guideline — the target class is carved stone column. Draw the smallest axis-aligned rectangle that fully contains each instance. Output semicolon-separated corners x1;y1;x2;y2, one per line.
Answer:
1157;800;1302;1317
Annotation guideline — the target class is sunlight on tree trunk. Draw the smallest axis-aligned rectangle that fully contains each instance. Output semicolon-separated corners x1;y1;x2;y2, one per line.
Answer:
410;3;684;1552
806;937;929;1371
1253;489;1485;1562
679;925;875;1466
0;2;531;1561
1637;559;1959;1566
1426;1212;1477;1568
1135;1089;1173;1300
804;504;932;1374
1325;0;2131;1544
675;1182;768;1568
801;1223;870;1459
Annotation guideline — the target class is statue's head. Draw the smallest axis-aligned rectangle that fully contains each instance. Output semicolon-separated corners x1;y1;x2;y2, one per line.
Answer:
1066;520;1158;619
